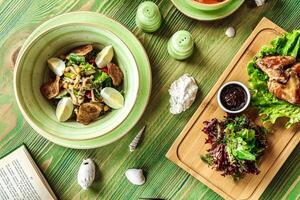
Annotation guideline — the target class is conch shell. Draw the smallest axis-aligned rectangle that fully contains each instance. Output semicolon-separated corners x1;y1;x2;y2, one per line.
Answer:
77;158;95;190
129;126;145;152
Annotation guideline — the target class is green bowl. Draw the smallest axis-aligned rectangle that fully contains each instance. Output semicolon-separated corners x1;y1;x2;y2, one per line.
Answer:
14;12;151;149
171;0;244;21
185;0;232;11
14;23;140;141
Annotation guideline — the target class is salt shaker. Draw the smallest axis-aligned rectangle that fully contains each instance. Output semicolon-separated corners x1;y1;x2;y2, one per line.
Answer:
136;1;162;33
168;30;194;60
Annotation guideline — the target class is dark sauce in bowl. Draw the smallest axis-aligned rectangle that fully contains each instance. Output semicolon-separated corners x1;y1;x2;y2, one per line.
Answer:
220;84;247;111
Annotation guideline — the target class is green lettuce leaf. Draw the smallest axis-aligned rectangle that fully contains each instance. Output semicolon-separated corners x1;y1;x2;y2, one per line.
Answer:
237;129;255;142
93;69;112;88
66;53;86;64
200;154;213;166
226;137;257;161
247;30;300;128
225;126;256;161
80;63;95;75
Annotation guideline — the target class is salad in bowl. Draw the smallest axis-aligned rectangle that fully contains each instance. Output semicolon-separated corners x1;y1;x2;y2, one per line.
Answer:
14;22;140;142
41;44;124;125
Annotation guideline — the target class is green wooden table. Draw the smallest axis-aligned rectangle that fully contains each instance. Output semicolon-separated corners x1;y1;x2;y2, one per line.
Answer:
0;0;299;199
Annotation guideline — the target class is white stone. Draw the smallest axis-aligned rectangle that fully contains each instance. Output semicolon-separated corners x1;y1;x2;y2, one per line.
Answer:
225;27;236;38
255;0;265;6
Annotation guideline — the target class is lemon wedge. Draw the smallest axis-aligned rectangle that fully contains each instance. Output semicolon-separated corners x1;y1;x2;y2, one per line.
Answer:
56;97;74;122
95;45;114;68
100;87;124;109
47;57;66;76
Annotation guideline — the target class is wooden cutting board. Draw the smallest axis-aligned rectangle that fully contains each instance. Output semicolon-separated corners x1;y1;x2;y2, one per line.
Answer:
166;17;300;200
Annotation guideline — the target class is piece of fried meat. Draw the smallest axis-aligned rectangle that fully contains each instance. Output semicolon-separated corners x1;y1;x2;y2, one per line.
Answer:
256;56;300;104
256;56;296;83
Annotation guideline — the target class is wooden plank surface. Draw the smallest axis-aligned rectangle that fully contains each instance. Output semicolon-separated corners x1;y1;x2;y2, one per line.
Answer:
166;18;300;200
0;0;300;199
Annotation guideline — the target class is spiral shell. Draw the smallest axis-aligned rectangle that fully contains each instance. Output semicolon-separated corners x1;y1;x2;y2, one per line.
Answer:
129;126;146;152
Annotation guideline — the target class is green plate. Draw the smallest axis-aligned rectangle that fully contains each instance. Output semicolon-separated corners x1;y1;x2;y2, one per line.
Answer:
17;12;152;149
15;24;139;141
171;0;244;21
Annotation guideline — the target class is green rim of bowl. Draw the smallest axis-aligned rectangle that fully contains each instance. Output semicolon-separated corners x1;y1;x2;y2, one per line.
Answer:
171;0;244;21
15;23;140;141
14;11;152;149
185;0;232;11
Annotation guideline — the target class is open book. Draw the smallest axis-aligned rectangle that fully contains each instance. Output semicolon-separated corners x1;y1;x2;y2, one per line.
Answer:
0;145;57;200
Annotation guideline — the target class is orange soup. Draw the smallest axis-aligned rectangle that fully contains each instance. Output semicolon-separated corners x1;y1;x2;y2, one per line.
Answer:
194;0;225;4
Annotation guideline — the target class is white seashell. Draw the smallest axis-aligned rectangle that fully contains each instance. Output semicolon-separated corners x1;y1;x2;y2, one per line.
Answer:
125;169;145;185
95;45;114;68
225;27;236;38
47;57;65;76
129;126;146;152
255;0;265;6
56;97;74;122
77;158;96;190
